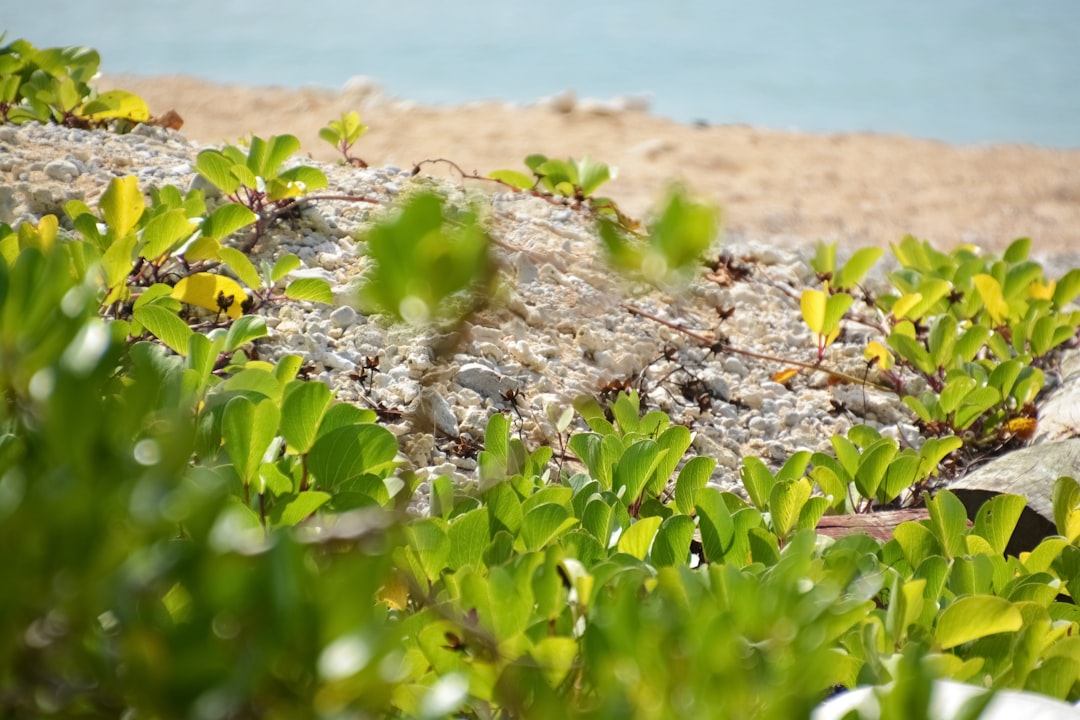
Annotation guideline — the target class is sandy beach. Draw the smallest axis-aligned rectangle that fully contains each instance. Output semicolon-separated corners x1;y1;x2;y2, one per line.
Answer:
100;74;1080;255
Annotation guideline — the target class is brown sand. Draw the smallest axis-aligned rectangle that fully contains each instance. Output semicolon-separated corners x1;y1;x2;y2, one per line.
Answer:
101;74;1080;254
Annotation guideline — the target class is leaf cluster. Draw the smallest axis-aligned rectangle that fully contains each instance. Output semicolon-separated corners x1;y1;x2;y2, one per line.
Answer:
799;237;1080;464
0;35;148;128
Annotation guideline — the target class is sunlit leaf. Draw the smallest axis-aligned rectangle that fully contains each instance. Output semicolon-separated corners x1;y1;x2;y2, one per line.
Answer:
936;595;1022;649
172;272;248;319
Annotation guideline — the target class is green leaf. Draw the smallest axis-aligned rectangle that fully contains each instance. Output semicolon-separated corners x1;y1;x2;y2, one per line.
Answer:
954;386;1001;430
853;439;897;500
132;303;193;356
223;315;267;352
936;595;1023;649
1003;237;1031;263
617;516;662;560
447;507;489;570
200;203;256;241
195;149;241;194
612;439;664;506
696;487;735;563
520;503;577;551
769;479;811;537
222;396;281;486
651;514;695;567
218;247;262;290
878;452;920;504
531;636;578;689
1051;476;1080;542
674;456;715;516
740;456;775;511
894;521;943;567
285;278;334;304
1051;268;1080;308
271;253;302;283
834;247;884;289
972;494;1025;555
280;380;333;454
140;208;196;260
488;169;536;190
308;423;399;490
927;489;969;559
407;519;450;583
270;490;331;526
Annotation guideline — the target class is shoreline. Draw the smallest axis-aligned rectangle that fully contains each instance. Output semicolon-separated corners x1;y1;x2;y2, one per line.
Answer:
98;73;1080;254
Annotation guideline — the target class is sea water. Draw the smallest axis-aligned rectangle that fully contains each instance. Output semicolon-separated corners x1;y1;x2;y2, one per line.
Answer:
4;0;1078;147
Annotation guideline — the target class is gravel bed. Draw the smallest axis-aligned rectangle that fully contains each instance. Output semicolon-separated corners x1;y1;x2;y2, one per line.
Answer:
0;122;973;513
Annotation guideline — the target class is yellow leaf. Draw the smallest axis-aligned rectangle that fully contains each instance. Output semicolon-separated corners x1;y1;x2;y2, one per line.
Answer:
892;292;923;320
801;289;826;334
37;215;58;251
864;340;894;370
1029;281;1055;301
772;368;800;385
172;272;247;319
973;274;1009;326
377;571;410;611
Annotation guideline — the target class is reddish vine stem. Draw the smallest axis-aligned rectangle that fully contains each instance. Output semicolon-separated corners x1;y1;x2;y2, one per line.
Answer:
621;303;895;393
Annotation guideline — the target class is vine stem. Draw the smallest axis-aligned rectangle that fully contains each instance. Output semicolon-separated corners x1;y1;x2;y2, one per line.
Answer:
621;303;895;393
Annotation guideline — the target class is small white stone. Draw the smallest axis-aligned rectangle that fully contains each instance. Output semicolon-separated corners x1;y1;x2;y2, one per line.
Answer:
329;306;358;328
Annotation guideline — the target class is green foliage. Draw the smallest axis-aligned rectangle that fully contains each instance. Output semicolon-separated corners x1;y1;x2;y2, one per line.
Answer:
196;133;329;211
360;190;493;324
798;238;1080;458
598;185;719;285
0;36;149;128
5;41;1080;716
319;110;368;166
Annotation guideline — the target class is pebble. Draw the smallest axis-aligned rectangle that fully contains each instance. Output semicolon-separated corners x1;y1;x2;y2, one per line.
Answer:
329;306;358;328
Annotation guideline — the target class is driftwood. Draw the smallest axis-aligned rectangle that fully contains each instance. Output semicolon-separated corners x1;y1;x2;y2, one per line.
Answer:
816;509;930;542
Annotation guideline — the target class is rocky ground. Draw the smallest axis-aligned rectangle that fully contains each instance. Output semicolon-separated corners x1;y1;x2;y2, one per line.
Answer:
2;120;1076;518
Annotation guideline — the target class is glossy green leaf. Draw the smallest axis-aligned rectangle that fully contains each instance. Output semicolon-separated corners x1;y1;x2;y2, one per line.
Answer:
270;490;331;526
218;247;262;290
222;395;280;486
223;315;267;352
271;253;302;283
447;507;489;570
740;456;775;511
696;487;735;563
674;456;715;516
307;423;398;490
972;494;1026;555
280;380;333;454
617;516;662;560
936;595;1023;649
1051;476;1080;542
488;169;536;190
200;202;256;241
834;247;884;289
651;515;695;567
195;149;241;194
520;503;577;552
140;208;196;260
132;303;193;356
284;278;333;304
927;489;969;559
769;479;811;537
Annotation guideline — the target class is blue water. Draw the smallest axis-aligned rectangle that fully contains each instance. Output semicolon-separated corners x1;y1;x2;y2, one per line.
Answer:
5;1;1079;147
